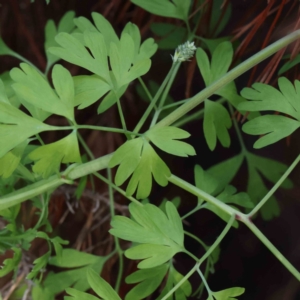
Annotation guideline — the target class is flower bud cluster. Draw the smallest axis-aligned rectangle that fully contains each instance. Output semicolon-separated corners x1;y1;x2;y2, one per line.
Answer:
172;41;197;63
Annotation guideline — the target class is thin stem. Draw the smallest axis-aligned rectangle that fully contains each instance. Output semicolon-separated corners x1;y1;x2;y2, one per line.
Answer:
137;77;154;105
93;172;142;206
228;104;247;154
161;214;235;300
153;29;300;129
184;249;200;262
160;263;199;300
134;63;178;134
198;214;235;265
35;134;45;146
173;97;226;127
181;203;205;219
51;125;142;136
158;63;181;110
184;230;208;250
107;168;124;293
116;99;130;140
150;63;181;128
196;267;213;297
77;131;95;160
248;153;300;218
242;218;300;281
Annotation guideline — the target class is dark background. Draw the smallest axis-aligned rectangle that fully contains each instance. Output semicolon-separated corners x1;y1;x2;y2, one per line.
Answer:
0;0;300;299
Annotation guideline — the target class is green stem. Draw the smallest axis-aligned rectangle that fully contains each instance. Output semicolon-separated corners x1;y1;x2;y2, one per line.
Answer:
173;97;226;127
50;125;142;136
116;98;130;140
93;172;142;206
137;77;154;105
248;154;300;218
228;104;247;154
199;214;235;265
155;63;181;117
242;217;300;281
161;263;199;300
184;230;208;250
161;216;235;300
77;131;95;160
153;29;300;129
168;174;238;216
0;154;113;211
184;249;200;262
107;168;124;293
134;63;178;134
196;267;213;297
181;203;205;219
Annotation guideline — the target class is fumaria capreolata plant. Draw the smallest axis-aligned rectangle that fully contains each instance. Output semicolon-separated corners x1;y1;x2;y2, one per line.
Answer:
1;0;300;299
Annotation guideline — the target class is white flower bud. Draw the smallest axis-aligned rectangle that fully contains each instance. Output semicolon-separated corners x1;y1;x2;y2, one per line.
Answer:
172;41;197;63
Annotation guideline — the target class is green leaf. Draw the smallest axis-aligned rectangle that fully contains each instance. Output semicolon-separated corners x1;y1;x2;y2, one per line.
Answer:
27;251;50;280
44;11;76;67
44;249;109;296
109;138;170;199
239;78;300;147
28;131;81;178
11;63;75;121
110;201;184;268
203;99;232;150
209;0;232;37
278;53;300;75
158;265;192;300
0;37;16;56
239;78;300;119
49;31;111;84
0;140;27;178
0;248;22;277
0;102;51;158
212;287;245;300
145;126;196;157
131;0;191;21
49;248;104;268
65;288;100;300
150;23;187;49
242;115;300;148
87;269;121;300
73;75;111;109
125;264;169;300
246;153;292;220
207;153;244;194
97;86;127;114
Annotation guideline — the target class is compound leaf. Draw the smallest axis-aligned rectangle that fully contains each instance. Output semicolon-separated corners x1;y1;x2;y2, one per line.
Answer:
109;138;170;199
131;0;191;21
239;78;300;148
242;115;300;149
110;201;184;268
87;269;121;300
125;264;169;300
0;102;51;158
0;247;22;277
145;126;196;157
28;130;81;178
10;63;75;121
44;249;109;296
203;99;232;150
27;251;50;280
278;53;300;75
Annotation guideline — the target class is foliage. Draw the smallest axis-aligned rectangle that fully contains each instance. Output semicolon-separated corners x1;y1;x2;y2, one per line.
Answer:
0;2;300;300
